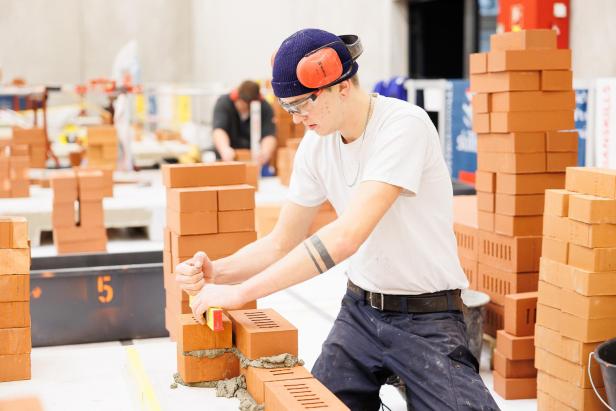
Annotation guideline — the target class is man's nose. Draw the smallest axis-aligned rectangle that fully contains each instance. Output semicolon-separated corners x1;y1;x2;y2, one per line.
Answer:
291;112;306;124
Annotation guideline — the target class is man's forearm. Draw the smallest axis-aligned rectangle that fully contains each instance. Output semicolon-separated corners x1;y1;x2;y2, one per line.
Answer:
213;233;288;284
238;221;355;302
213;129;232;153
259;135;277;164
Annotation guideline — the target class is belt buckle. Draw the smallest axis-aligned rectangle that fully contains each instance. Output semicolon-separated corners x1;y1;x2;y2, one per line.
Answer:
368;292;384;311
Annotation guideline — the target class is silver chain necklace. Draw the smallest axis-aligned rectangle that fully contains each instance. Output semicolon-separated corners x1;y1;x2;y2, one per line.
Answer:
338;95;374;187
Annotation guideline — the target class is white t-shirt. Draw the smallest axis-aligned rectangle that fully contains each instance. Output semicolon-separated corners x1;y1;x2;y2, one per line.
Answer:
288;95;469;295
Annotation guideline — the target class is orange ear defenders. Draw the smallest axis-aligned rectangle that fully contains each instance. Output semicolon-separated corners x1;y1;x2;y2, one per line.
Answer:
293;34;363;89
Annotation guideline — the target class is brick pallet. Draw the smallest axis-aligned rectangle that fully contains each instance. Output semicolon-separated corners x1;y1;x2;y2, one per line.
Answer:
535;167;616;410
0;217;32;382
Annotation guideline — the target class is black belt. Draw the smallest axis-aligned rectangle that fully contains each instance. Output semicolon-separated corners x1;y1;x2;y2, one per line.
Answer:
347;280;464;313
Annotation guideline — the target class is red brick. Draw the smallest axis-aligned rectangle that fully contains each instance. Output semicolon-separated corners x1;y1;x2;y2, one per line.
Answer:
167;209;217;235
537;371;606;410
496;330;534;360
494;214;543;236
487;49;571;72
472;93;489;113
485;302;504;338
568;243;616;272
242;365;312;404
264;378;349;411
476;191;494;212
476;132;545;153
496;172;565;195
536;303;560;332
535;347;602;389
162;162;246;188
490;91;574;112
469;53;487;74
176;347;239;383
218;210;255;233
492;370;536;400
0;275;29;302
177;313;232;352
535;324;600;365
0;302;30;328
55;238;107;254
493;349;536;378
478;264;538;306
542;214;569;239
504;292;537;337
458;256;478;290
0;353;30;382
536;390;576;411
568;193;616;224
477;231;541;272
0;217;28;248
569;219;616;248
470;71;540;93
217;184;255;211
477;211;494;231
52;203;77;228
560;288;616;319
541;237;568;264
561;265;616;297
477;152;546;174
544;188;573;217
475;171;495;192
226;309;298;359
546;131;578;152
495;193;544;216
565;167;616;199
453;223;478;260
490;111;574;133
0;328;31;355
0;397;43;411
472;113;490;133
560;311;616;342
0;248;30;275
166;187;217;213
171;231;257;260
490;30;557;51
537;280;561;310
542;70;573;91
546;152;577;172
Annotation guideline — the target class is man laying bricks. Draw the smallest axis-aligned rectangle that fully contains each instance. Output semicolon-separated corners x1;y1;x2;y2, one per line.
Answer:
175;28;499;410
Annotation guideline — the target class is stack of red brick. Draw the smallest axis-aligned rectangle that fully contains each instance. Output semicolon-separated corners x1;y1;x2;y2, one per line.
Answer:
232;149;260;190
535;167;616;410
469;29;577;344
178;307;348;409
453;195;480;291
0;143;29;198
12;127;46;168
162;162;258;340
50;169;107;254
86;126;118;169
276;137;301;186
0;217;32;382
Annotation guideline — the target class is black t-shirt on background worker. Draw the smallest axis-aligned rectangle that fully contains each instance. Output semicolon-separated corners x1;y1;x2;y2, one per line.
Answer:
212;94;276;151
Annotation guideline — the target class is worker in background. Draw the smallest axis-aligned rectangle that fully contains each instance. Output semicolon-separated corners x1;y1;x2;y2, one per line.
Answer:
176;28;499;410
212;80;277;166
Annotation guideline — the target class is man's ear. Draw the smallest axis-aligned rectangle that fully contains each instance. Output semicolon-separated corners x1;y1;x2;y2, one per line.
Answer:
337;79;352;97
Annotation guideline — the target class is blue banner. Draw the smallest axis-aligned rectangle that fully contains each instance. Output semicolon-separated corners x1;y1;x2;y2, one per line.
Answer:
448;80;477;181
574;88;589;166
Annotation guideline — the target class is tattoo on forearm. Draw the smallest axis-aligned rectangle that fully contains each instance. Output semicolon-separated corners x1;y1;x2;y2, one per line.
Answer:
310;235;335;270
303;242;323;274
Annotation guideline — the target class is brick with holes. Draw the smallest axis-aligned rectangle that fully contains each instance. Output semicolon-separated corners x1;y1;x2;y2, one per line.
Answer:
176;347;239;383
241;365;313;404
477;231;542;273
485;302;505;338
504;292;537;337
177;313;232;352
478;264;538;306
226;308;298;359
264;378;350;410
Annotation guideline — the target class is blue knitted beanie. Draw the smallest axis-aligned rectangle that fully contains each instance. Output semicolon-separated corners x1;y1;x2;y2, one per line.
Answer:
272;28;359;98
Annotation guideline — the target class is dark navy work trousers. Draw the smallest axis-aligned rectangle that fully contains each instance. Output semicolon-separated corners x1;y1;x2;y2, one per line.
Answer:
312;289;500;411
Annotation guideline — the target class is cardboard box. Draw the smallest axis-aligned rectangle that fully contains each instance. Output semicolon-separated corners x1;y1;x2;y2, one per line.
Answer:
476;132;545;153
492;370;536;400
264;378;350;411
535;347;602;389
478;264;538;306
496;330;534;360
475;171;496;192
177;313;232;352
546;152;578;172
0;249;30;275
565;167;616;199
560;288;616;319
490;91;575;112
495;214;543;236
546;131;578;152
0;275;29;302
166;187;217;213
469;53;487;74
542;214;570;239
226;309;297;359
568;193;616;224
218;210;255;233
167;209;218;235
569;219;616;248
485;302;505;337
176;347;239;383
477;231;541;272
477;152;546;174
536;303;560;332
494;349;536;378
495;193;544;216
542;70;573;91
470;71;540;93
162;162;247;188
217;184;256;211
504;292;538;337
477;211;494;231
0;353;30;382
541;236;568;264
537;371;606;410
487;49;571;72
543;189;571;216
242;366;312;404
0;327;31;355
490;30;557;51
477;191;495;212
568;243;616;272
496;172;565;195
490;111;574;133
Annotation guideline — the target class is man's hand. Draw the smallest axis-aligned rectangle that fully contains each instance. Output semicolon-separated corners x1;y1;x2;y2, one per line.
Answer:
220;146;236;162
190;283;246;324
174;251;215;296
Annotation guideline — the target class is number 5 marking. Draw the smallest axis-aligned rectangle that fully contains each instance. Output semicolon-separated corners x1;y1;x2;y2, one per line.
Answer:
97;275;114;303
